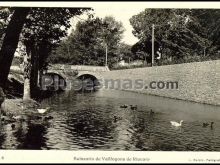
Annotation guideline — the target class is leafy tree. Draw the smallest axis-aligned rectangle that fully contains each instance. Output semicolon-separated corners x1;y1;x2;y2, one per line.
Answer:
0;7;30;88
116;43;134;63
130;9;212;64
49;16;125;67
0;7;90;100
191;9;220;57
0;7;11;45
20;7;89;100
131;40;161;63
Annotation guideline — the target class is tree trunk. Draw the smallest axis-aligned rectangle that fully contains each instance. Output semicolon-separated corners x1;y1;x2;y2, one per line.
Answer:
0;7;30;88
30;43;39;99
23;44;32;100
23;38;40;100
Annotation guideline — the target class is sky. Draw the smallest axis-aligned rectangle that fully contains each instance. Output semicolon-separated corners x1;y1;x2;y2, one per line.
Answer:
90;4;147;45
70;4;147;45
64;1;218;46
1;1;215;46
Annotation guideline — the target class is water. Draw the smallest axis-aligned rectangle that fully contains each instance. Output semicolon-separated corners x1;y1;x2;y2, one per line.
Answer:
0;89;220;151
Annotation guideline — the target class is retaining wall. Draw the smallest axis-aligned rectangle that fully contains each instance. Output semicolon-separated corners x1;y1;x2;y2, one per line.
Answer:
102;60;220;106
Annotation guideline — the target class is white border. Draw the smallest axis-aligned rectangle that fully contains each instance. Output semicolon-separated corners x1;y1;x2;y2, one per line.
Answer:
1;1;220;164
0;150;220;163
0;1;219;9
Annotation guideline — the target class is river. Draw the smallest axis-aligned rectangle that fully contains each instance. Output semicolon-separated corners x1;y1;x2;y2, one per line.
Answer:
0;89;220;151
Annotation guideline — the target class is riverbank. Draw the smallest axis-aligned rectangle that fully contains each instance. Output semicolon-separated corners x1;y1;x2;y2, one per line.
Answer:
0;98;50;125
1;99;39;115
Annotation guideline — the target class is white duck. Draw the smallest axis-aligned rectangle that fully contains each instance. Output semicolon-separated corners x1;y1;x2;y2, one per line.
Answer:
37;107;50;114
12;115;22;120
170;120;183;127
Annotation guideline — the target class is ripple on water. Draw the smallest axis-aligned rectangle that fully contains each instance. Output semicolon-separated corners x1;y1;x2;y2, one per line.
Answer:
2;90;220;150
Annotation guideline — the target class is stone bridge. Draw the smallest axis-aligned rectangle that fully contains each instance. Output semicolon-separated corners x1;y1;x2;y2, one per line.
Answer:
9;64;110;92
46;64;110;81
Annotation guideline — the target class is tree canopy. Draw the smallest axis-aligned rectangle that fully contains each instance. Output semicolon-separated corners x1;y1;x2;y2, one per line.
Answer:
130;9;220;64
49;16;126;67
0;7;90;90
0;7;30;88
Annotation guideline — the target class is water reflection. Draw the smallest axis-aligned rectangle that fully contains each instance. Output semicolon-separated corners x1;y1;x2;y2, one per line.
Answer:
0;89;220;151
15;122;48;149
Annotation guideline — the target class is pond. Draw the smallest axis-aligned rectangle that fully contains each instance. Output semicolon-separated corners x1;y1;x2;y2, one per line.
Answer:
0;89;220;151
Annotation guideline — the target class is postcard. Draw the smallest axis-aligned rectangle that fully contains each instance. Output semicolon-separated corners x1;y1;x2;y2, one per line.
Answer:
0;1;220;164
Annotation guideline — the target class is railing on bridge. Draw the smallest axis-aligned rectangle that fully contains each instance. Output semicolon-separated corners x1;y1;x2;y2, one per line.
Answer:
49;64;110;72
70;65;109;72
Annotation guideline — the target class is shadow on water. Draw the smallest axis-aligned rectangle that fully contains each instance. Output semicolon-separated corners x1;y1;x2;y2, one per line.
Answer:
0;118;49;150
13;121;48;150
0;121;6;149
65;109;115;149
33;89;64;102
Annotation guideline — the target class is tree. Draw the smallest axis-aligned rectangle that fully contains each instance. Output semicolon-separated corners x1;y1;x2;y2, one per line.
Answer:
20;7;89;100
191;9;220;56
49;16;125;67
0;8;10;47
131;40;160;63
116;43;134;63
0;7;90;100
0;7;30;88
129;9;212;64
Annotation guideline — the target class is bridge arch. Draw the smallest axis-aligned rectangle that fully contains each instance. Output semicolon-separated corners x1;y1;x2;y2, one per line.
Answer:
40;72;67;91
76;71;103;91
76;71;103;80
77;74;97;81
46;66;108;91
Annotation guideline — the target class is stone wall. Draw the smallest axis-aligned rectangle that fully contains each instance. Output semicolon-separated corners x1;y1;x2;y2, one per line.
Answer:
102;60;220;106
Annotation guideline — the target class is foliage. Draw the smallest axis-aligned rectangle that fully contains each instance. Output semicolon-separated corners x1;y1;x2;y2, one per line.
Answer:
0;8;11;47
49;16;126;67
0;6;90;97
0;7;90;71
116;43;134;62
0;7;30;88
22;7;90;70
129;9;218;64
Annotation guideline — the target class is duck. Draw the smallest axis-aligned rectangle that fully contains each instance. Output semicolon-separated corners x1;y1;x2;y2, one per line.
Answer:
130;105;137;110
202;122;214;128
44;116;54;121
12;115;23;121
211;122;214;129
37;107;50;114
120;105;128;108
11;124;16;130
1;116;6;122
170;120;184;127
113;115;122;123
202;122;209;127
1;116;15;123
12;115;25;122
149;109;154;115
35;116;42;120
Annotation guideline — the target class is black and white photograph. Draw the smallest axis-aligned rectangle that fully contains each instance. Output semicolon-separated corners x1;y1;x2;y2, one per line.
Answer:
0;1;220;164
